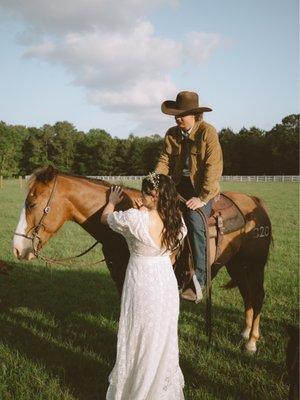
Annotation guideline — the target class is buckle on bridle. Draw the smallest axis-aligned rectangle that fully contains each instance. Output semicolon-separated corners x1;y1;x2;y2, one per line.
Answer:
44;206;50;214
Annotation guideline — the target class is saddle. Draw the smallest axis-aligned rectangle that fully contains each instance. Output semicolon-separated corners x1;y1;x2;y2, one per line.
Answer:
208;192;246;236
174;192;246;292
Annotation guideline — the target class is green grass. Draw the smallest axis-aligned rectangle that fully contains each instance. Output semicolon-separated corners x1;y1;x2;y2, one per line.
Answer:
0;179;298;399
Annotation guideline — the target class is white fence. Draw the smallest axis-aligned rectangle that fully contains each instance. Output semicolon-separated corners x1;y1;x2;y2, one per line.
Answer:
88;175;299;182
220;175;299;182
24;175;299;182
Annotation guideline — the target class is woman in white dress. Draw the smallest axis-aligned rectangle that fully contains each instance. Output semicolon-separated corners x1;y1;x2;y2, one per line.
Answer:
101;173;187;400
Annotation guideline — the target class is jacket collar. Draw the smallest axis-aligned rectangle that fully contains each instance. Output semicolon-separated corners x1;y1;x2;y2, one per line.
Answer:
177;120;202;142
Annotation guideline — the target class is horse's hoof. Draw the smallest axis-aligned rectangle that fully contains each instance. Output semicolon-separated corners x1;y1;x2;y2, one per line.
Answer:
245;340;257;354
241;328;251;340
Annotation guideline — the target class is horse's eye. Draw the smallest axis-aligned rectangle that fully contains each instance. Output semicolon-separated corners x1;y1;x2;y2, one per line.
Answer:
25;201;36;211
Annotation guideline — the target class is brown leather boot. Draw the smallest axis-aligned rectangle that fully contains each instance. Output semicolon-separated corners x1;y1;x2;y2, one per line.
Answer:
180;275;205;303
180;288;197;301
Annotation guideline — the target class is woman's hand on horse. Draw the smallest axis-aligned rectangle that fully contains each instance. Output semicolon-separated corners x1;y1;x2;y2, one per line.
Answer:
186;197;206;210
134;198;143;209
109;186;124;205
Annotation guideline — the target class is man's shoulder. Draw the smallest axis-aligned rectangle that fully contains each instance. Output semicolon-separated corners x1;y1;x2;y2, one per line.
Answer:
198;120;217;133
164;126;181;143
165;125;179;137
196;120;218;139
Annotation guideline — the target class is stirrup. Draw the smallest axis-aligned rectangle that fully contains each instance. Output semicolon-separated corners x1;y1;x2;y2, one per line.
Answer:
192;274;203;303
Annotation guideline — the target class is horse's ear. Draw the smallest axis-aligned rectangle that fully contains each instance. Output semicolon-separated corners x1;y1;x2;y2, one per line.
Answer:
36;165;58;184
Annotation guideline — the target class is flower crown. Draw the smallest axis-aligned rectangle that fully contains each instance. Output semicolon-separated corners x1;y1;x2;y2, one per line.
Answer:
146;172;160;191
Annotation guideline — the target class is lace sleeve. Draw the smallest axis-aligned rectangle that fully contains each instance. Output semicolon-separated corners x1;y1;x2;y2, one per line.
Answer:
107;208;138;235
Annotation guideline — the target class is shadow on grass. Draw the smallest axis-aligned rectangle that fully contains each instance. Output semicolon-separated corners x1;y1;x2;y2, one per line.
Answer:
0;260;289;400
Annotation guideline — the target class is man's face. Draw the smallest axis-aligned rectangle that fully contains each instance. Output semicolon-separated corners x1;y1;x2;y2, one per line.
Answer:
175;114;196;132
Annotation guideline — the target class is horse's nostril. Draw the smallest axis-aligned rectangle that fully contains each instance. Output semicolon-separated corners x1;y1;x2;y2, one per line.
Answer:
13;248;20;259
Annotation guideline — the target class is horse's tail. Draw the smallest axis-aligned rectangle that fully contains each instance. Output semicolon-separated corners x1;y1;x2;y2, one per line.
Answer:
250;195;268;212
250;195;274;247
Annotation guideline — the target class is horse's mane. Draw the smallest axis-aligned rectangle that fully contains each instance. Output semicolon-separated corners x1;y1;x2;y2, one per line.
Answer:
28;166;140;193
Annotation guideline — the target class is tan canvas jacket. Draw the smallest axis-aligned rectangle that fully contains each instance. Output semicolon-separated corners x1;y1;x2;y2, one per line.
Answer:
155;120;223;203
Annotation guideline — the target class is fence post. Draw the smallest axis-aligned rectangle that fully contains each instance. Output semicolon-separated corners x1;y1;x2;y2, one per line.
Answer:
19;176;23;189
0;176;3;189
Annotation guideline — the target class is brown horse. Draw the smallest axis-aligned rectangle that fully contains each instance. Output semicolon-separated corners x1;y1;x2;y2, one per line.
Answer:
13;166;272;353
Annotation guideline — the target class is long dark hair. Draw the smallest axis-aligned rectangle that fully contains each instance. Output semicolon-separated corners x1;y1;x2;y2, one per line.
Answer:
141;174;184;251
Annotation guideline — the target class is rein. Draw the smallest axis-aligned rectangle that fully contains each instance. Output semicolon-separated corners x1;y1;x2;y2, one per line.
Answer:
14;174;105;267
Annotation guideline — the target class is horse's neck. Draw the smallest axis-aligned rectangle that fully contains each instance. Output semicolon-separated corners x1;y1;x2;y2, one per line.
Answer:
59;175;139;240
60;175;108;225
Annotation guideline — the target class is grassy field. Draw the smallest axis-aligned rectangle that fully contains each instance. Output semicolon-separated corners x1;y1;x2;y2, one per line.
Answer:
0;179;298;400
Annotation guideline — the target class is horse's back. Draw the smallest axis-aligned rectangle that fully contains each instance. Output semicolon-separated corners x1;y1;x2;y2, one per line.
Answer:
220;191;272;266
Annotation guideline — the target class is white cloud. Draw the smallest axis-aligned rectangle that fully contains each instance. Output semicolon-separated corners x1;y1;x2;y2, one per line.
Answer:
0;0;224;135
23;21;182;92
88;75;177;111
184;32;222;64
0;0;177;34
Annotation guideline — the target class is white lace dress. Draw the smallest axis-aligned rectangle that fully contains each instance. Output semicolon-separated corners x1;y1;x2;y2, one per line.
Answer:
106;208;187;400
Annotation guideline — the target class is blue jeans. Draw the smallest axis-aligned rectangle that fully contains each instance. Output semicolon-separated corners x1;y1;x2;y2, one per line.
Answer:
184;202;212;287
176;177;212;288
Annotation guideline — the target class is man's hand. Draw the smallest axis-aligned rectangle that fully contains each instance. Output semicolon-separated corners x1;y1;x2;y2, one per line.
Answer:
186;197;206;210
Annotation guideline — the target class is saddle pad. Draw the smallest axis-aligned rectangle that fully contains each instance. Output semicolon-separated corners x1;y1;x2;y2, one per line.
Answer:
208;193;245;234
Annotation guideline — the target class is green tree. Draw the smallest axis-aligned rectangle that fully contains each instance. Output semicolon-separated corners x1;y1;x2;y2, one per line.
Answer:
74;129;116;175
219;128;236;174
265;114;299;174
49;122;83;171
21;125;54;174
0;122;27;177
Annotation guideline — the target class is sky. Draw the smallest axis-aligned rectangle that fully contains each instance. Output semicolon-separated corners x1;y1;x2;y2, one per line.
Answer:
0;0;299;138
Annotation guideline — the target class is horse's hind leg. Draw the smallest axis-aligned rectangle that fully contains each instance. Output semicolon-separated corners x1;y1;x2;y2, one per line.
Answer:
245;265;265;353
226;258;266;353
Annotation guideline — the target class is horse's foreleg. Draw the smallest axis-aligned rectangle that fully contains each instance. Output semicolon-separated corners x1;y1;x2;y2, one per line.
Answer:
245;313;261;353
242;307;253;340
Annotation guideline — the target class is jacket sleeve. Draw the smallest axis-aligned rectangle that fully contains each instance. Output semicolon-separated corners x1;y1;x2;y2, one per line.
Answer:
155;132;170;175
199;126;223;203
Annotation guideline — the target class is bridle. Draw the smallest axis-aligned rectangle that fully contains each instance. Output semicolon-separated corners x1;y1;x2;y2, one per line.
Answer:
14;175;58;258
14;174;103;266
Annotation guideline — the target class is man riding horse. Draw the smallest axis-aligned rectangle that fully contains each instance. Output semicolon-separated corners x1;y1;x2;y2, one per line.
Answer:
155;90;223;302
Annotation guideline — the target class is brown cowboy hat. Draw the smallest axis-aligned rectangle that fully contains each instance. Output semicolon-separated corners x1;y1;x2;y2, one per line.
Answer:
161;91;212;116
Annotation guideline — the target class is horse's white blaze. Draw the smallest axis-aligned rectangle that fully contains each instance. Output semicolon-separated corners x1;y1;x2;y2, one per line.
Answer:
13;206;32;258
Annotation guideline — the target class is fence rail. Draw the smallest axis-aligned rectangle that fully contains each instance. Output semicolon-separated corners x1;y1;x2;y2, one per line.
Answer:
220;175;299;182
86;175;300;182
21;175;299;182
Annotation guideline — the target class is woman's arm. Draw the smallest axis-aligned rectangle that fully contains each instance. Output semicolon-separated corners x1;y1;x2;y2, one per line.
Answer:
101;186;124;225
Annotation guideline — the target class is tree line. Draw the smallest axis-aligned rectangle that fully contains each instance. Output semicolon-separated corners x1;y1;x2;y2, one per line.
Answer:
0;114;298;177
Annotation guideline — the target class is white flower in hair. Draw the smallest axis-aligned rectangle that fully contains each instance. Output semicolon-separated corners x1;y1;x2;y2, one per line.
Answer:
147;172;160;190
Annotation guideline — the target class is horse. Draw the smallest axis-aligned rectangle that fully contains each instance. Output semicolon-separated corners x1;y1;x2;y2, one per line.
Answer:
12;166;272;353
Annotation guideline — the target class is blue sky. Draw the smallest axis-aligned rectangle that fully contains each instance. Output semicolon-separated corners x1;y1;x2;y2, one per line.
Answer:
0;0;298;138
